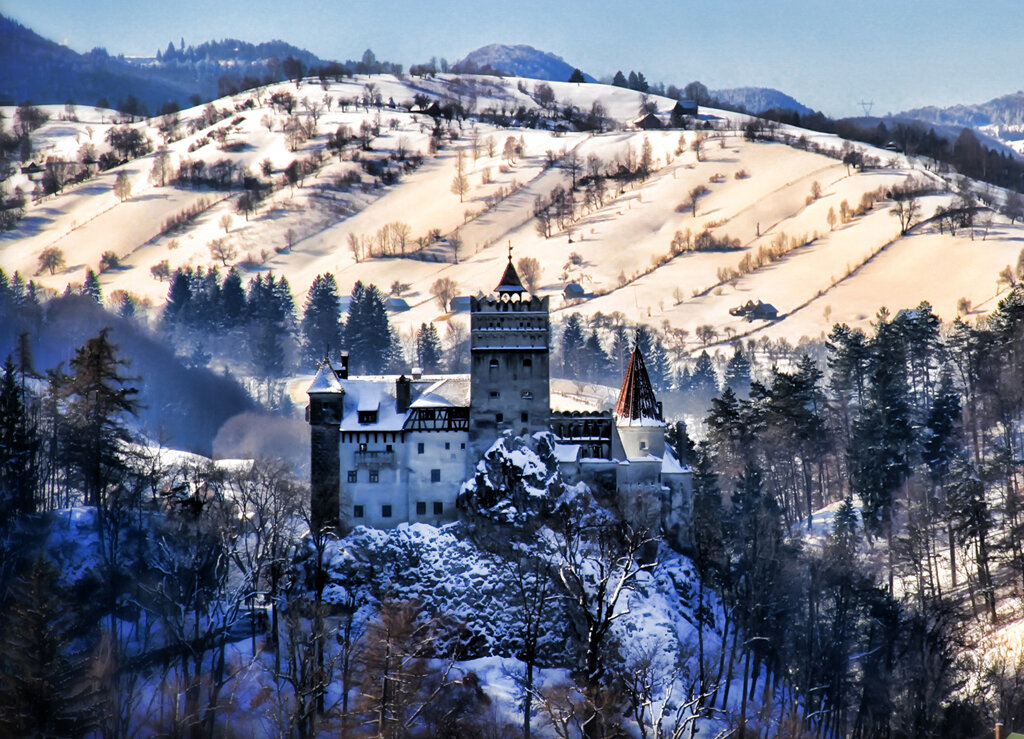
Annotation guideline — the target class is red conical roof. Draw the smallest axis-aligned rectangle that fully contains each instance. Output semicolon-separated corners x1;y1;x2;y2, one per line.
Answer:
615;346;662;422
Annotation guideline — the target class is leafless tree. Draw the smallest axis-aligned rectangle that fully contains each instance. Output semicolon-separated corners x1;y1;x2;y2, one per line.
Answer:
563;149;582;190
113;171;132;202
451;150;469;202
209;237;237;266
38;246;65;275
517;257;542;293
431;276;458;312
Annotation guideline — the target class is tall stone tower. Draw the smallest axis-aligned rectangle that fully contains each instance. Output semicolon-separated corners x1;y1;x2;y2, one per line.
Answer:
306;359;345;532
469;255;550;450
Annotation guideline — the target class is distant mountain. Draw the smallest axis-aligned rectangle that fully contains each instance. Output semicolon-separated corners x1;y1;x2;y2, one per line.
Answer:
453;44;595;83
710;87;813;116
0;14;340;113
899;92;1024;131
0;14;194;110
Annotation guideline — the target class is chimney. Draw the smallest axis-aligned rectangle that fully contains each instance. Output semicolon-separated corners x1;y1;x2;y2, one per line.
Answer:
411;366;423;380
396;375;411;414
337;351;349;379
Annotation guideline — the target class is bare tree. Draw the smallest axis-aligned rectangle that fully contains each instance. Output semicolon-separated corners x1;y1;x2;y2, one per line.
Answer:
38;246;65;275
150;260;171;282
391;222;411;255
208;238;237;266
113;171;132;202
150;147;170;187
430;277;457;312
1004;190;1024;225
517;257;542;293
219;213;233;234
687;185;710;217
555;490;657;739
451;150;469;202
563;149;582;190
890;192;920;235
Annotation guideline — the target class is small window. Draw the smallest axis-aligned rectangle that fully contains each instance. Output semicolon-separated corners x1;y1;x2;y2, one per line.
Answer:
347;470;357;483
431;469;441;483
639;440;647;451
381;504;392;518
358;410;378;424
386;444;393;452
353;505;364;518
460;442;466;449
521;390;532;399
417;442;425;454
444;442;450;450
489;358;499;369
416;501;427;515
369;469;379;483
521;412;529;423
359;442;367;452
523;358;532;368
496;413;503;423
489;390;500;398
433;501;443;515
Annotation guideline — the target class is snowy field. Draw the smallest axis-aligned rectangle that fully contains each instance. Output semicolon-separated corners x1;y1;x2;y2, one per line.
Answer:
5;75;1020;353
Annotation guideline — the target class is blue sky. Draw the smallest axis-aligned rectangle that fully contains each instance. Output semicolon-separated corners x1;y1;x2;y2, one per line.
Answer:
6;0;1023;117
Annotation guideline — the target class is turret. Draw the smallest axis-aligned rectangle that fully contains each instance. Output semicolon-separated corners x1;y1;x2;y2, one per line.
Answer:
307;360;345;532
469;249;550;451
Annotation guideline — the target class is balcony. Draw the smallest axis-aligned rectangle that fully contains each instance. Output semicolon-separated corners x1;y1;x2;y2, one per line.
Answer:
354;450;395;467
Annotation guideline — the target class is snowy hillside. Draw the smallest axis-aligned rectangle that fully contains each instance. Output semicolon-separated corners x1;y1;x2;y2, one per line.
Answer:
3;73;1023;355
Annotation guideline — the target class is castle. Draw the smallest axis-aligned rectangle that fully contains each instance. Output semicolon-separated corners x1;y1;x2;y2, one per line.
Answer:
306;257;691;534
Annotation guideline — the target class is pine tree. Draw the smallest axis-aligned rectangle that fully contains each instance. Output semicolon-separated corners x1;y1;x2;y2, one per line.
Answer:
301;273;343;364
560;314;585;376
688;350;718;398
82;268;102;304
611;71;628;88
415;323;442;373
579;330;610;383
344;282;393;374
220;267;246;328
723;346;752;396
64;329;139;508
164;267;193;324
609;326;631;380
689;447;724;704
849;310;914;538
0;557;101;737
0;355;38;523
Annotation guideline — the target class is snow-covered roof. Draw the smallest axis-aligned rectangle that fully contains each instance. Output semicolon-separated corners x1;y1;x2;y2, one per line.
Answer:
337;374;470;431
661;446;692;475
307;361;344;394
553;443;580;464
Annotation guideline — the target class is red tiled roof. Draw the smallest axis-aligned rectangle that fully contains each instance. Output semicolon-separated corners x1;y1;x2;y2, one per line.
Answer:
614;346;661;421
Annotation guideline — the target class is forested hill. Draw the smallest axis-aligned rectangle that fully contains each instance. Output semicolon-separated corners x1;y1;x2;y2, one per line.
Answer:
0;15;193;110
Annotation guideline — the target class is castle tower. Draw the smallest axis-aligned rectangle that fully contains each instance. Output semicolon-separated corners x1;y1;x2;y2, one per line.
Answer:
306;359;345;532
469;253;550;450
612;345;665;463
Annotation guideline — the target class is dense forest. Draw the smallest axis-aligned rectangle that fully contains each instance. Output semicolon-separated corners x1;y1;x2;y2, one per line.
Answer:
3;253;1024;736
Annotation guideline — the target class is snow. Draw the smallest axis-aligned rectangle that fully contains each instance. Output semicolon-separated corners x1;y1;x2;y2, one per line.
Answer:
5;76;1021;361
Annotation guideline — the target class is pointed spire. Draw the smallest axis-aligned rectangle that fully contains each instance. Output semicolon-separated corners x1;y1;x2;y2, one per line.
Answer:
495;241;526;294
615;345;662;422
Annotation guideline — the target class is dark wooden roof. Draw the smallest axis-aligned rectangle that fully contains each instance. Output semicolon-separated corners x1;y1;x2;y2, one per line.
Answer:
495;258;526;293
614;346;661;421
